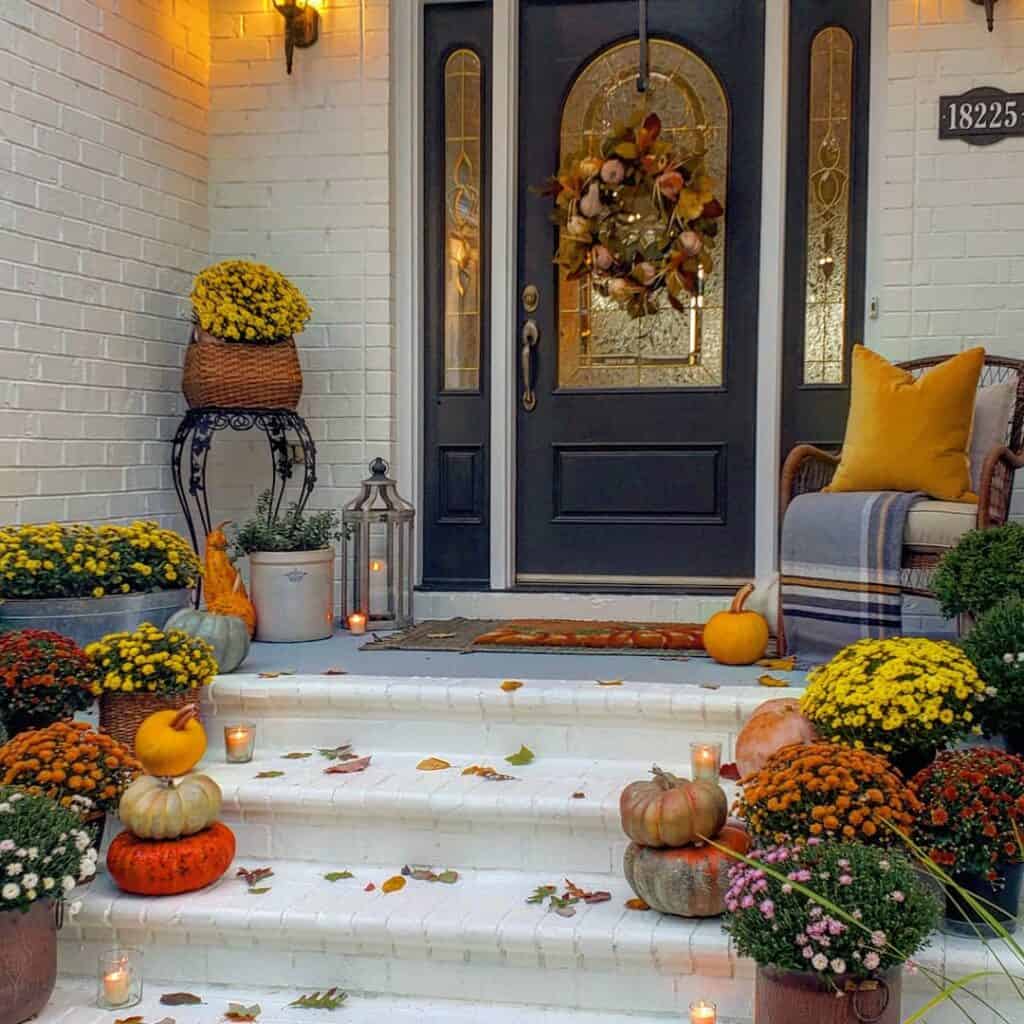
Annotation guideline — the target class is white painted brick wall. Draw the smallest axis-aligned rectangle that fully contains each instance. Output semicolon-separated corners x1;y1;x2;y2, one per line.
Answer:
0;0;210;525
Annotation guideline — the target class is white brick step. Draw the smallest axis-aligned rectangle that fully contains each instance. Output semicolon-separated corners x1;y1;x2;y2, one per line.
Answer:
201;674;802;764
59;858;1000;1021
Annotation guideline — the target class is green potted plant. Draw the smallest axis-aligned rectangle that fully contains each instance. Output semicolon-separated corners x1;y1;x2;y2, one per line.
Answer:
0;787;99;1024
932;522;1024;622
723;841;939;1024
232;492;341;643
0;521;200;646
910;747;1024;938
0;630;98;736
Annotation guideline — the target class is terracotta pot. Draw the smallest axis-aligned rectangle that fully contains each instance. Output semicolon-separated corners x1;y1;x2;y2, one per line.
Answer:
249;548;335;642
755;966;902;1024
942;861;1023;939
0;900;60;1024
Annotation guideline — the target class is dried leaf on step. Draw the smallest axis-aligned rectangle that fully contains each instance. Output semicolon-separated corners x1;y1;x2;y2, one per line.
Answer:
289;987;348;1010
318;744;354;760
324;755;371;775
155;1019;176;1024
583;890;611;904
236;867;274;887
247;887;271;895
597;679;623;686
526;885;557;904
364;882;376;892
699;683;721;690
416;757;452;771
505;744;535;766
554;902;577;917
323;871;354;882
161;992;203;1005
114;1017;145;1024
254;771;285;779
281;752;312;760
625;897;650;911
719;762;741;782
426;632;457;639
564;879;610;905
758;674;790;688
572;792;586;799
257;671;292;678
437;869;459;884
225;1003;262;1022
757;656;796;671
462;764;516;781
381;875;406;894
500;680;524;692
324;668;347;676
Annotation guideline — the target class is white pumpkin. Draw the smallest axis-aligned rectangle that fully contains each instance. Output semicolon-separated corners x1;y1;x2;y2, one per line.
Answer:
119;773;223;840
165;607;250;673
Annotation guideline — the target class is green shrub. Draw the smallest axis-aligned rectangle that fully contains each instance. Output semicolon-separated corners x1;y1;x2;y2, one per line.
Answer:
932;523;1024;618
232;490;341;556
962;595;1024;737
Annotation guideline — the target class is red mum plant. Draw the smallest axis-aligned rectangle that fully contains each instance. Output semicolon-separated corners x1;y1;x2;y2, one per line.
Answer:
911;748;1024;878
0;630;98;735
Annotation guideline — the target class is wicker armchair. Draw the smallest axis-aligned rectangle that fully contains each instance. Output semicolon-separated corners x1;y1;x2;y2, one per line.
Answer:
780;354;1024;601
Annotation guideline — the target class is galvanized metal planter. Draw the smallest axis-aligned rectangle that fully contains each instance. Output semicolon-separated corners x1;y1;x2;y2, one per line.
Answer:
1;589;193;647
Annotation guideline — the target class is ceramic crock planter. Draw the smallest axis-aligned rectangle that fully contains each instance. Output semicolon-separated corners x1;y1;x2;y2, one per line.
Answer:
0;899;61;1024
755;967;902;1024
0;589;192;648
249;548;335;642
942;862;1023;938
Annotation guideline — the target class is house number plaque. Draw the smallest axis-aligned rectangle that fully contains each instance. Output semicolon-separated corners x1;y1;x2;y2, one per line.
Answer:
939;86;1024;146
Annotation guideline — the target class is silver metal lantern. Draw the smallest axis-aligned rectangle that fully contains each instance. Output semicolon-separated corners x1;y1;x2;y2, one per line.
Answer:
341;457;415;630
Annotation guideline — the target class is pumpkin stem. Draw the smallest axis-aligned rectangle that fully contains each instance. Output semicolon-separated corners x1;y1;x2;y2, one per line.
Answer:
650;764;683;790
730;582;755;614
171;704;199;732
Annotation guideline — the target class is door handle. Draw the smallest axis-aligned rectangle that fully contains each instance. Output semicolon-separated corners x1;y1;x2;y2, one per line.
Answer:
520;318;539;411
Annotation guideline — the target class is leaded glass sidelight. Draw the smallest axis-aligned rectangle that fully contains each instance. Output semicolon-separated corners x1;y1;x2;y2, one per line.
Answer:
443;48;483;392
558;39;729;389
803;27;854;385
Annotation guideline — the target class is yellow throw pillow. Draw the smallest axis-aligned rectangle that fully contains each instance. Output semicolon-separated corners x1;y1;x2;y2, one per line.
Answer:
825;345;984;502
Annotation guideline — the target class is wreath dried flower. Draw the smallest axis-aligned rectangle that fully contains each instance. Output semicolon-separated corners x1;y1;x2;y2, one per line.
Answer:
541;111;724;319
735;742;920;847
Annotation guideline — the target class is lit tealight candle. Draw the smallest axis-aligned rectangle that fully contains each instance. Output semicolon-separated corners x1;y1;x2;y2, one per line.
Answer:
690;741;722;782
348;611;368;635
102;963;130;1006
369;559;385;573
224;724;256;764
689;999;717;1024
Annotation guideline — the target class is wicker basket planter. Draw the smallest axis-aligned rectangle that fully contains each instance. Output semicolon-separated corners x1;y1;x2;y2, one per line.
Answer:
183;328;303;410
99;689;195;753
0;900;60;1024
0;589;192;648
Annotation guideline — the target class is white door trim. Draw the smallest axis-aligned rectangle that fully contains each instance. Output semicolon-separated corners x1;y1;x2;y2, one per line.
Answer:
864;0;888;351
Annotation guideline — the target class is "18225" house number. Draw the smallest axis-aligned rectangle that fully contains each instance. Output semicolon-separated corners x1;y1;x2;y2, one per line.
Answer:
939;87;1024;146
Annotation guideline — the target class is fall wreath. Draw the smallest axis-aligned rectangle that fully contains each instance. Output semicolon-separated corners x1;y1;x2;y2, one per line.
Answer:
542;112;724;319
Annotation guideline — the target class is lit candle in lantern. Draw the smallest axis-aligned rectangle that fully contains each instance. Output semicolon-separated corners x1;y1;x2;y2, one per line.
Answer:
689;1000;717;1024
224;724;256;763
102;962;130;1006
347;612;367;635
690;741;721;782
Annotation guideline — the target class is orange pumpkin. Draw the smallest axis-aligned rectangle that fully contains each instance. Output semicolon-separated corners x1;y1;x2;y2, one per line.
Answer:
703;583;770;665
106;822;236;896
735;698;819;778
619;766;728;848
623;821;750;917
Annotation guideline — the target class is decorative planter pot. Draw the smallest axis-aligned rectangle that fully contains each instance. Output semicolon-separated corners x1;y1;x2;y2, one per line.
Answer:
249;549;335;643
99;689;195;753
0;899;60;1024
183;328;303;410
942;861;1023;938
0;589;192;648
755;966;902;1024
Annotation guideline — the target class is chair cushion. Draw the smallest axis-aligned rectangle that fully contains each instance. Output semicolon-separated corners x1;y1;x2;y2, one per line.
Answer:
969;379;1016;491
903;499;978;552
825;345;984;502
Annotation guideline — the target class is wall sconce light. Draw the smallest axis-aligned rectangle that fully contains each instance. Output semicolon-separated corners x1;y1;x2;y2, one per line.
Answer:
273;0;320;74
971;0;998;32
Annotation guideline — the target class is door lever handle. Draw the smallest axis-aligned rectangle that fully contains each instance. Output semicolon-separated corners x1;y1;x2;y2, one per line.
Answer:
520;318;539;411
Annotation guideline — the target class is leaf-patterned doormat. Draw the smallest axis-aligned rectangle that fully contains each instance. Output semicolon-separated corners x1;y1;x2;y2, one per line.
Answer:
360;617;708;657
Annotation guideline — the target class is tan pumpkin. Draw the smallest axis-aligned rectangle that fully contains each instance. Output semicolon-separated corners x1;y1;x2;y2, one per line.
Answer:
119;772;222;839
703;583;770;665
134;704;207;778
735;698;819;778
623;821;751;917
619;766;728;848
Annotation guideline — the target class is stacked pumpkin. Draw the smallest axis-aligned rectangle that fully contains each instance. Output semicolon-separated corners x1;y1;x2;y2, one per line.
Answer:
106;706;236;896
621;766;750;917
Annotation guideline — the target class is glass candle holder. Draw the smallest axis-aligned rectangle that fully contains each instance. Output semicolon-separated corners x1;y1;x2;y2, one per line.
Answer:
97;948;142;1009
690;741;722;782
224;723;256;764
689;1000;717;1024
347;611;367;635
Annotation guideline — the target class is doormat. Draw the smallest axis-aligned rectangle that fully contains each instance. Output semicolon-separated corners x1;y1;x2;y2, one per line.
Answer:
361;617;708;657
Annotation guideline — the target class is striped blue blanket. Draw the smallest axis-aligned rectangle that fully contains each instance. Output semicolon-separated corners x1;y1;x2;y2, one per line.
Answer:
781;491;925;661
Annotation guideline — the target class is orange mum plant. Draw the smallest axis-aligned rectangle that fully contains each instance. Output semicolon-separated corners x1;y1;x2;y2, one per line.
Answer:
0;720;140;816
734;742;920;847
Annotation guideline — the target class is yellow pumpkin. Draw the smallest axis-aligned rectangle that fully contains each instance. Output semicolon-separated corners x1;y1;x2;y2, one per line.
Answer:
118;772;222;840
702;583;770;665
134;704;207;777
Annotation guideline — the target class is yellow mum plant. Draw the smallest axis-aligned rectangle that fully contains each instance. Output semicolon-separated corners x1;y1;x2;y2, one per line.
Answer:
0;521;200;599
191;259;311;344
800;637;988;757
86;622;218;696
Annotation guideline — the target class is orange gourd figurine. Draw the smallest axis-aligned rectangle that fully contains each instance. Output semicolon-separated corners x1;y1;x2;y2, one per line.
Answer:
203;524;256;637
702;583;770;665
